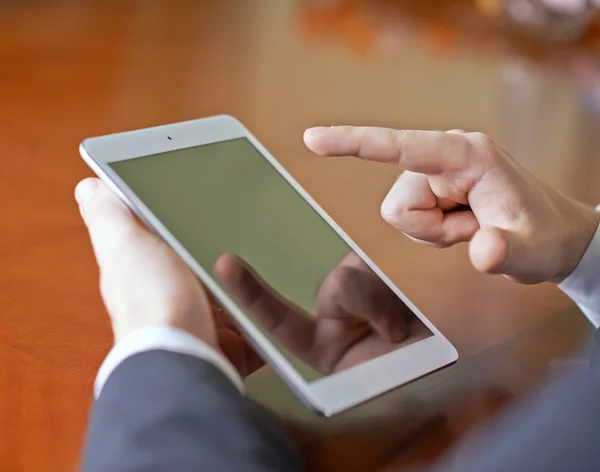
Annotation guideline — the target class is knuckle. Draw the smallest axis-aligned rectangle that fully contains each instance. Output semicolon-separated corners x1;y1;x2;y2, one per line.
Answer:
391;129;418;160
465;132;496;153
335;266;360;288
394;129;417;138
80;190;102;216
322;266;354;295
380;196;408;225
82;190;115;223
392;128;417;146
84;193;142;244
317;266;362;309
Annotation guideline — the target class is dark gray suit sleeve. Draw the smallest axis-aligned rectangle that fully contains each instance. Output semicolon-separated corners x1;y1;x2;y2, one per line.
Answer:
425;337;600;472
81;350;301;472
82;341;600;472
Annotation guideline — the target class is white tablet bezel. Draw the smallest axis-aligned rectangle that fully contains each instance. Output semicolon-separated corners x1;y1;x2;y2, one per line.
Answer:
79;115;458;416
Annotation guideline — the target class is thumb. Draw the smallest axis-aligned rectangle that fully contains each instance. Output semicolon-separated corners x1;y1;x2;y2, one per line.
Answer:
469;227;527;276
75;178;141;271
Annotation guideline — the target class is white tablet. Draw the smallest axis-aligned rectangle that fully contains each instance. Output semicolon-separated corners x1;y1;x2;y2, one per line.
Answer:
80;115;458;416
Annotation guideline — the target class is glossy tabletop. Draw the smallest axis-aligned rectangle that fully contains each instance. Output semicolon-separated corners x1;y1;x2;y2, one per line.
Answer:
1;1;600;471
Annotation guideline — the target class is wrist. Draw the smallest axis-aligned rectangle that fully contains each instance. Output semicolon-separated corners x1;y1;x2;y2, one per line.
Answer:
96;324;244;398
112;318;219;353
552;201;600;284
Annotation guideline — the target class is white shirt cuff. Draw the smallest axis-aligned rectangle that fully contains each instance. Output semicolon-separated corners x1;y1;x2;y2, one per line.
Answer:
559;206;600;329
94;325;244;399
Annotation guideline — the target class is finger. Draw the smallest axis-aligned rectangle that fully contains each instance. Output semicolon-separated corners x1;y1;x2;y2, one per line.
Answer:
440;211;481;246
208;292;239;332
75;178;147;271
214;254;317;358
211;305;228;330
336;251;371;271
391;172;459;211
304;126;470;174
315;265;410;342
219;309;241;333
381;172;479;246
217;328;264;378
469;227;531;279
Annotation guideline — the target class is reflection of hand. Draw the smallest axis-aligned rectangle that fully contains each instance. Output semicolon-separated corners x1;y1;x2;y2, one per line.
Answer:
304;126;599;284
215;252;430;374
76;178;261;377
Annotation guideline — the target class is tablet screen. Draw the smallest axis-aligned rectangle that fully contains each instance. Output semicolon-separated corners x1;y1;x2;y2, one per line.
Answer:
110;138;432;381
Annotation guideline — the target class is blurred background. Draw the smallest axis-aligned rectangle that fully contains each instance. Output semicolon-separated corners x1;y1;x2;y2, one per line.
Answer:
2;1;600;471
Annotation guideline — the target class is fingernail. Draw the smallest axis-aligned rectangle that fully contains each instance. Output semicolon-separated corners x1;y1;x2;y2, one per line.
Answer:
75;179;99;207
305;126;329;136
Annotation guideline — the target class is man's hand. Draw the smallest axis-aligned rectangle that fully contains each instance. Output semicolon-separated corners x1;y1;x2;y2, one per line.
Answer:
304;127;599;284
75;178;261;376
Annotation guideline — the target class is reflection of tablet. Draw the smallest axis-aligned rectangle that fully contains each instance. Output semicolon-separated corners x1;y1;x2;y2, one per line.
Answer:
80;115;458;416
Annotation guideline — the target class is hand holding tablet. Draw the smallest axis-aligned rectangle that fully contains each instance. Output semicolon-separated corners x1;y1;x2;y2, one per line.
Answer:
79;116;458;415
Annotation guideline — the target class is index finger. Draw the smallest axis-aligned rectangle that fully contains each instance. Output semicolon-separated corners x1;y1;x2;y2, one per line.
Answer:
303;126;469;174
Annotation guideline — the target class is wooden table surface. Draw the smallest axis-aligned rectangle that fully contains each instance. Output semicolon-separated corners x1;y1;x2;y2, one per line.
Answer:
2;1;600;471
